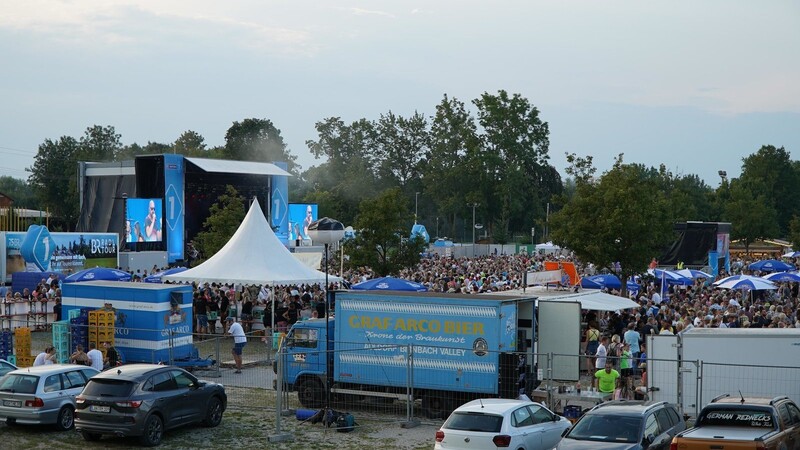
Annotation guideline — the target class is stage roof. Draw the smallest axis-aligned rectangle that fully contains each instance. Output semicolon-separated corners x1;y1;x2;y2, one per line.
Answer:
185;157;291;177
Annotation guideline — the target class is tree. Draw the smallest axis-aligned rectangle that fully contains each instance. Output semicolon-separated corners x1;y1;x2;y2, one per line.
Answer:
193;185;246;260
0;176;35;208
723;181;780;254
374;111;429;189
223;118;298;171
346;188;423;276
172;130;208;156
473;90;561;239
788;215;800;251
548;156;673;294
737;145;800;235
27;136;81;229
423;94;480;239
78;125;122;162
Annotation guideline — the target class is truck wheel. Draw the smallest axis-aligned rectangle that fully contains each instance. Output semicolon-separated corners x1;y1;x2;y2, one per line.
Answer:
297;378;324;408
422;393;448;419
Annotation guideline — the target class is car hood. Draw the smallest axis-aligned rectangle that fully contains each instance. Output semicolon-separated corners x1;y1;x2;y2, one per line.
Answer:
557;438;640;450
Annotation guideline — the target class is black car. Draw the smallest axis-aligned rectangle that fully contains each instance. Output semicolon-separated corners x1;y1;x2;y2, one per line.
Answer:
74;364;226;446
555;400;686;450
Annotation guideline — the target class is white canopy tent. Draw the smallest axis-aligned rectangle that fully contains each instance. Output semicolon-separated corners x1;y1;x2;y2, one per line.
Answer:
164;199;340;286
539;291;639;311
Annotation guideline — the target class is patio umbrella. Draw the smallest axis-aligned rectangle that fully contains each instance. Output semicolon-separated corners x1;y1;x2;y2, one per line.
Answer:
762;272;800;283
352;276;428;292
713;274;776;291
64;267;132;283
579;274;622;290
675;268;714;280
782;251;800;258
144;267;188;283
648;269;693;285
748;259;794;273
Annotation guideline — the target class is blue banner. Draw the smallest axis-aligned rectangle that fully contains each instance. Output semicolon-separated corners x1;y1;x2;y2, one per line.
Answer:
5;231;119;279
163;154;185;263
271;161;289;246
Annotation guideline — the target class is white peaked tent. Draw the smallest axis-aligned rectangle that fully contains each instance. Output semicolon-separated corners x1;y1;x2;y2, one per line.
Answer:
164;199;340;285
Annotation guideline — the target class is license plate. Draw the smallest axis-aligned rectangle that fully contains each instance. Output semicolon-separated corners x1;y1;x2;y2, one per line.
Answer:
90;405;110;413
2;400;21;407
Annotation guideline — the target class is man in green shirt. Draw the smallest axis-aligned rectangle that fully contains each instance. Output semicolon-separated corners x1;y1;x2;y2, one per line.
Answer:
593;360;620;394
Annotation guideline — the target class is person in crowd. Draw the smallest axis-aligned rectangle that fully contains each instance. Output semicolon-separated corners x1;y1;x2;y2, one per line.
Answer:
34;346;56;366
87;342;104;371
584;320;600;373
226;317;246;374
69;344;90;365
595;336;608;370
103;341;120;368
593;360;620;395
241;292;254;333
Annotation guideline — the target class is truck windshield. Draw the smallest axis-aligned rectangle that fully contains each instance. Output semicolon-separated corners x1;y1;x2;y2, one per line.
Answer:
287;328;319;349
698;409;775;428
568;415;642;443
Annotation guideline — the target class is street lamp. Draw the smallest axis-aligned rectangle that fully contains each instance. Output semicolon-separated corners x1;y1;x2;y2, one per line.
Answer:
415;192;420;224
306;217;345;417
468;203;480;244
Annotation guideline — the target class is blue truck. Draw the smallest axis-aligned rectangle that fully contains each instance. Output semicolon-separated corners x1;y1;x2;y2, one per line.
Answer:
276;290;537;418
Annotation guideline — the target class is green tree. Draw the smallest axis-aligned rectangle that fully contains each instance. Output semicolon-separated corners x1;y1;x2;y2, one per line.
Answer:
79;125;122;161
346;188;422;276
193;185;246;260
374;111;429;189
548;156;673;294
27;136;81;228
788;215;800;251
0;176;35;208
423;94;480;239
737;145;800;235
723;181;780;255
473;90;561;240
223;118;298;171
172;130;208;156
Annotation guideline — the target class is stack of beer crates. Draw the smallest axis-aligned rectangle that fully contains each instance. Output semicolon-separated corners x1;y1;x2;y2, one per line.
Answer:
0;331;12;365
14;327;32;367
70;309;90;354
52;320;71;364
88;310;115;359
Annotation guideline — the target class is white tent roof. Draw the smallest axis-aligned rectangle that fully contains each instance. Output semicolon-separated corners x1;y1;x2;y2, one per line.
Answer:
539;291;639;311
164;200;339;285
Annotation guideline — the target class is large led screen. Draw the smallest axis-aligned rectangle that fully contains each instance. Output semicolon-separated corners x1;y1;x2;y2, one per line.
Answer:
126;198;163;243
288;203;318;241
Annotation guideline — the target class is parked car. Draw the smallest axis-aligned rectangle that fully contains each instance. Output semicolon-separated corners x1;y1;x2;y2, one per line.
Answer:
0;364;99;430
670;394;800;450
435;398;571;449
74;364;227;446
555;400;685;450
0;359;17;377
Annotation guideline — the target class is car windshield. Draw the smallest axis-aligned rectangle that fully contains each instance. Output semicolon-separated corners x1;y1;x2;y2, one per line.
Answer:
568;414;642;443
443;412;503;433
82;379;136;397
698;408;775;428
0;374;39;394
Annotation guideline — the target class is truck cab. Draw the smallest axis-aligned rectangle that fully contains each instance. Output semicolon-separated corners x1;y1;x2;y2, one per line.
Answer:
279;318;333;408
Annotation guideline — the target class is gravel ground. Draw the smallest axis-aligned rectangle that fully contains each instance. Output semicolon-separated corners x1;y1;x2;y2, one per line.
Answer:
0;404;439;450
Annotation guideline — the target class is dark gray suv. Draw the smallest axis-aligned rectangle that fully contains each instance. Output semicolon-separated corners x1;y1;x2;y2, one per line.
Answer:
74;364;226;446
555;400;686;450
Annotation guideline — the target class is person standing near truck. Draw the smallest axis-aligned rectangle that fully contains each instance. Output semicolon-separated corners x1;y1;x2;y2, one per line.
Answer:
226;317;246;374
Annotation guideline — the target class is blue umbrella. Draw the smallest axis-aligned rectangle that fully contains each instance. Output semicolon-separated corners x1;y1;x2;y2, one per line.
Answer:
782;251;800;258
649;269;693;285
627;279;641;294
675;268;713;280
352;276;428;292
762;272;800;283
748;259;794;273
144;267;188;283
64;267;132;283
580;274;622;290
714;274;776;291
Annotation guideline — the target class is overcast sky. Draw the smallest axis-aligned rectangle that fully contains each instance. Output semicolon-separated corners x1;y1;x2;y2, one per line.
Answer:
1;0;798;186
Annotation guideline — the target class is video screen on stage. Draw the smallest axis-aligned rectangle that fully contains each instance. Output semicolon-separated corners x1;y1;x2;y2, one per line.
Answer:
126;198;163;243
288;203;318;241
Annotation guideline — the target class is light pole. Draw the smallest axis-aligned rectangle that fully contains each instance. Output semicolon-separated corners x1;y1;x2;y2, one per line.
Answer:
436;217;439;238
306;217;345;417
468;203;480;244
415;192;420;224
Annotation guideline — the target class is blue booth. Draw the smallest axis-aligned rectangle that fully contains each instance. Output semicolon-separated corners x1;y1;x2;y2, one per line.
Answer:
60;281;194;364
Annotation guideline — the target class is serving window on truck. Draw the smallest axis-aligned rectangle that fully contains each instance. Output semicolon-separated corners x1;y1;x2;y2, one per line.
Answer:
698;409;775;428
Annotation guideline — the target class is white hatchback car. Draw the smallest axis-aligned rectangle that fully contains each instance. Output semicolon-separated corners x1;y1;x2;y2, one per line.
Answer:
435;398;571;450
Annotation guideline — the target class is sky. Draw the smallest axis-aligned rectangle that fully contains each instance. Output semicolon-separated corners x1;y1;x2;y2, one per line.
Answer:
1;0;798;187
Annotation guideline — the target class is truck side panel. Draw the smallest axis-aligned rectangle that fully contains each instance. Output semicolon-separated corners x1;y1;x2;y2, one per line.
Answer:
335;294;503;394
